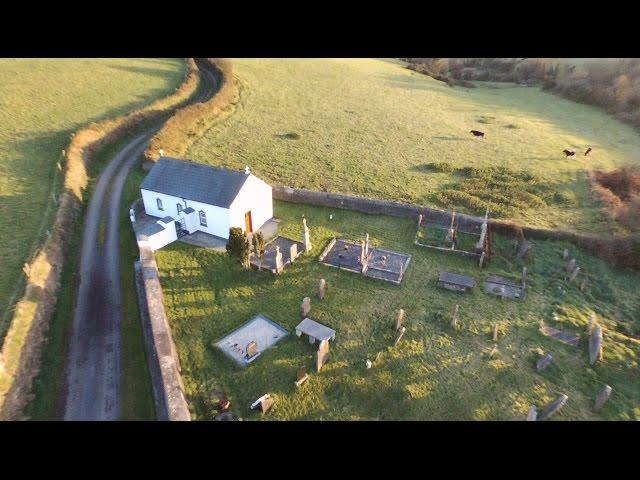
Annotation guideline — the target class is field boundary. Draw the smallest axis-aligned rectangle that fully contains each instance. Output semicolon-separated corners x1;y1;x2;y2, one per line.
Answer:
272;186;640;270
0;58;202;420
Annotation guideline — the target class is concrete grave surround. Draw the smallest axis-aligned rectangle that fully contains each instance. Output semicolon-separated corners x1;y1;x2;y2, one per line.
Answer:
215;315;288;366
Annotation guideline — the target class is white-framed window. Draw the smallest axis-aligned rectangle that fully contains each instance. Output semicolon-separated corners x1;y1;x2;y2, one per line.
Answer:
177;203;183;215
199;210;207;227
157;198;163;211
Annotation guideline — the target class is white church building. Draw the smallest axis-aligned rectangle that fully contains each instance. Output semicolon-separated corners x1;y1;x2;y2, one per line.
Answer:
138;157;273;250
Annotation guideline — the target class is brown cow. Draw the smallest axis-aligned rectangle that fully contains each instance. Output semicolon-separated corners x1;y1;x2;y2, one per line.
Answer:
470;130;485;138
563;149;576;158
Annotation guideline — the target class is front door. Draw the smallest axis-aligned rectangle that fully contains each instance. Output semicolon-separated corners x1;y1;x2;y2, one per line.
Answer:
245;211;253;234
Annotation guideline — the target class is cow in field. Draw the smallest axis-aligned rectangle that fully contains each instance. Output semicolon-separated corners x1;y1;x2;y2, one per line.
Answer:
563;149;576;158
470;130;485;138
585;147;592;156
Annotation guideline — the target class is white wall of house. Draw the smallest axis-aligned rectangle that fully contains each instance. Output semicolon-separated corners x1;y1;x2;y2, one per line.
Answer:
229;174;273;234
143;220;178;251
141;189;232;239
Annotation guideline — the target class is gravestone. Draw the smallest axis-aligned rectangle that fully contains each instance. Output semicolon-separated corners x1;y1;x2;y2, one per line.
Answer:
451;305;460;329
526;406;538;421
246;341;258;360
580;279;588;292
289;243;298;262
566;258;577;273
562;248;569;260
417;214;423;228
316;340;330;372
593;385;612;412
364;233;370;257
275;245;284;273
394;309;405;331
536;353;553;372
318;278;326;300
488;346;498;359
365;359;372;369
251;394;275;414
539;394;568;420
567;266;580;284
295;366;309;387
478;251;486;269
393;327;406;347
589;324;603;365
492;323;499;342
302;216;312;252
301;297;311;318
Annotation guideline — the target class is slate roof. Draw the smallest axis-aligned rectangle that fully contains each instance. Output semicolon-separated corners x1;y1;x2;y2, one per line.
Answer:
141;157;250;208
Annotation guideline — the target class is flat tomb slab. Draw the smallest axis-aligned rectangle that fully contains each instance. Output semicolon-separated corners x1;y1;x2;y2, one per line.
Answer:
540;325;580;347
438;271;476;291
215;314;288;366
296;317;336;342
318;238;411;284
484;275;525;299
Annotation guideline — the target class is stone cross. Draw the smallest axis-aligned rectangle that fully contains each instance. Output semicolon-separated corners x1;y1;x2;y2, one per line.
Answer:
526;406;538;421
318;278;326;300
301;297;311;318
316;340;330;372
536;353;553;372
539;394;568;420
593;385;612;412
394;309;405;331
451;304;459;329
567;266;580;284
275;245;284;273
393;326;406;347
302;216;312;252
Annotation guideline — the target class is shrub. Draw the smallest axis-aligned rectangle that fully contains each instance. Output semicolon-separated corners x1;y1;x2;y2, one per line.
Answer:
424;161;454;173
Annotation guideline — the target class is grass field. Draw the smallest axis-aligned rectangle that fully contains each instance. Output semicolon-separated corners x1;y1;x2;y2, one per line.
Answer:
0;58;186;332
185;58;640;232
154;201;640;420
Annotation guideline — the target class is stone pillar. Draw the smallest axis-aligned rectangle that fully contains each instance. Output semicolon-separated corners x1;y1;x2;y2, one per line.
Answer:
567;266;580;284
522;267;528;289
492;323;499;341
593;385;612;412
451;305;459;329
394;308;405;331
364;233;370;257
417;214;423;228
589;324;603;365
302;216;312;252
318;278;326;300
301;296;311;318
275;245;284;273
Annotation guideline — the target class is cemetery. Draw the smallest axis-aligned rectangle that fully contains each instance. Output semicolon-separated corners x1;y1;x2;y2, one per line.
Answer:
153;200;640;420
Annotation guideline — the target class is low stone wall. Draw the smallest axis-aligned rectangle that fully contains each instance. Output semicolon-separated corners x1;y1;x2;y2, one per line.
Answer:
135;241;190;421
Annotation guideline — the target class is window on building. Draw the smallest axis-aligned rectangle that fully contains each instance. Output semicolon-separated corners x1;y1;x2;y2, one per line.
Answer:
199;210;207;227
177;203;183;215
157;198;163;211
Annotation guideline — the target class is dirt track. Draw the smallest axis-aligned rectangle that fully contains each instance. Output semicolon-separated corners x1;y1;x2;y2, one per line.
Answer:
62;59;218;420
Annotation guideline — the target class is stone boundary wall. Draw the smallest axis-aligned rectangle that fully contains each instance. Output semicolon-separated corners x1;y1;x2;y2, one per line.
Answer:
134;240;190;421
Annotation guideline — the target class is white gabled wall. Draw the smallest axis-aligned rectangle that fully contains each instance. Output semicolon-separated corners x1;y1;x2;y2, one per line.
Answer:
145;219;178;251
229;174;273;233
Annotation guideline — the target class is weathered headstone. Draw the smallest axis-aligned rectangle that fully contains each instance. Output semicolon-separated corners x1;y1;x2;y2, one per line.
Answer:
294;366;309;387
302;216;312;252
589;324;603;365
251;394;275;414
417;214;423;228
526;406;538;421
565;258;577;273
393;326;406;347
300;298;311;320
394;309;405;331
365;359;372;369
567;266;580;284
246;341;258;359
316;340;330;372
492;323;499;342
539;394;568;420
536;353;553;372
451;304;460;329
318;278;326;300
289;243;298;262
593;385;612;412
562;248;569;260
275;245;284;273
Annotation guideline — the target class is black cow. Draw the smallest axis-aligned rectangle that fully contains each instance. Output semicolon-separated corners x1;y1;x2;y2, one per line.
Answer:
563;149;576;158
585;147;592;156
470;130;485;138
